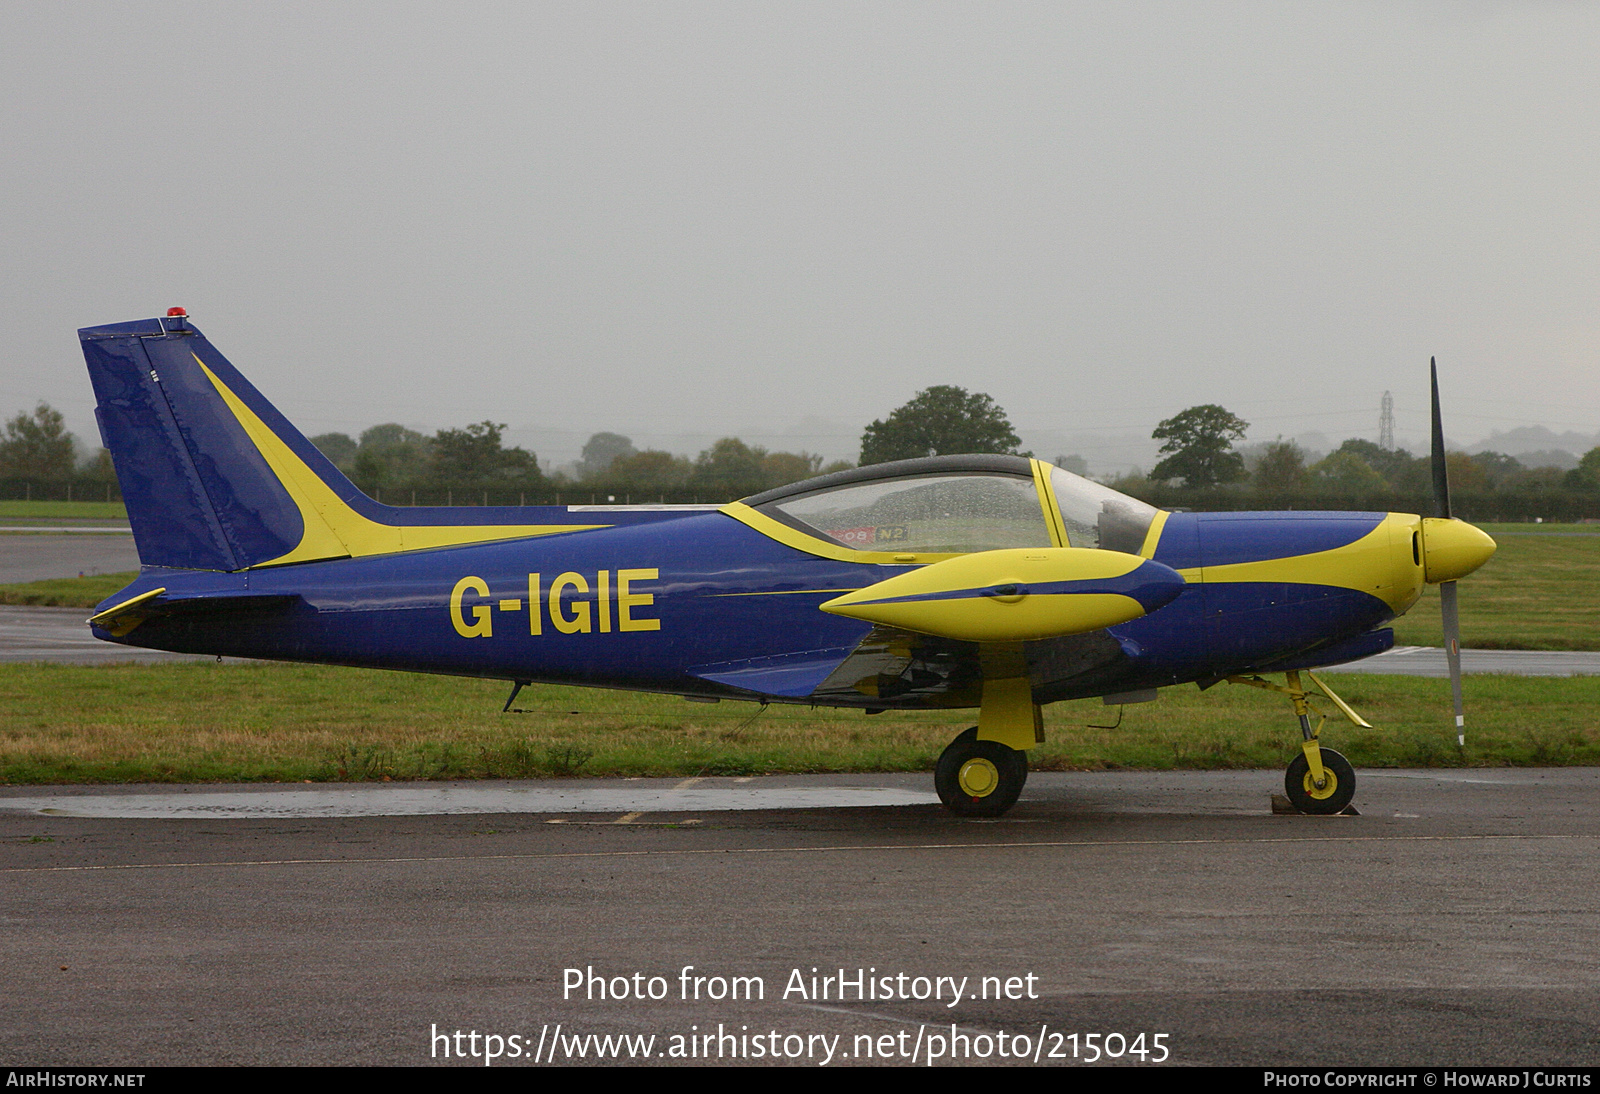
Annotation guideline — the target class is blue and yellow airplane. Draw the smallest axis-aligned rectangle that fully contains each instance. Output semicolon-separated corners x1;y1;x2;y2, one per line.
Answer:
79;311;1496;817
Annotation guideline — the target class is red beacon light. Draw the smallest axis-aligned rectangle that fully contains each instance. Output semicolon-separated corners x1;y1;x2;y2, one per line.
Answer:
166;307;187;317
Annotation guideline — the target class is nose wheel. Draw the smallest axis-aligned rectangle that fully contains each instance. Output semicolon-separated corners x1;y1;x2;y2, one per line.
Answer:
1284;747;1355;815
935;727;1027;817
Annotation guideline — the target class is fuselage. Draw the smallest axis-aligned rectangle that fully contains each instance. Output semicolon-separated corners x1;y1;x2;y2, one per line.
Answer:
93;503;1431;708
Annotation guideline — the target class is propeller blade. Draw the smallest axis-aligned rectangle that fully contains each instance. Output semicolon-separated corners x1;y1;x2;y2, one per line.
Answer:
1440;579;1465;746
1430;357;1451;520
1433;358;1465;745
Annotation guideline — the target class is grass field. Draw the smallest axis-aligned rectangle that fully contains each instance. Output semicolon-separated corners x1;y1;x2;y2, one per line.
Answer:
0;661;1593;785
1389;525;1600;650
0;573;137;607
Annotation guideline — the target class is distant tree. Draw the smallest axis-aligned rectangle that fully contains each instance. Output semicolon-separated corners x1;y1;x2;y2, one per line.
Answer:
1310;450;1387;492
1053;454;1089;476
1253;439;1308;492
1102;468;1156;503
310;432;358;473
1469;451;1522;490
859;386;1022;465
1505;466;1563;491
1329;438;1424;491
578;432;636;480
0;403;75;479
819;460;855;475
760;451;824;490
1444;451;1484;492
692;437;768;498
1150;405;1248;488
1564;447;1600;491
432;421;539;484
79;447;116;481
353;423;433;492
359;423;426;452
1331;437;1389;465
607;449;692;491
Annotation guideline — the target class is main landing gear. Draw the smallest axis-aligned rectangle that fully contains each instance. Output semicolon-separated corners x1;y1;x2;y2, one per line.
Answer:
1228;669;1367;816
935;727;1028;817
936;656;1041;818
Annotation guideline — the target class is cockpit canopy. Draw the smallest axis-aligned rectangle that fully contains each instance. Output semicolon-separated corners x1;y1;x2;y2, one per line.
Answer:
743;455;1159;557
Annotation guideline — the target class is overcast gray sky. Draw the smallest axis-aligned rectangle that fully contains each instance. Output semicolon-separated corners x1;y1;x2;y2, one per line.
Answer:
3;2;1596;469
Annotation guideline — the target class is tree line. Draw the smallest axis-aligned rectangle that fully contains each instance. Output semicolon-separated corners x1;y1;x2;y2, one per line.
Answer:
0;403;857;505
1105;403;1600;522
5;388;1600;520
304;424;856;503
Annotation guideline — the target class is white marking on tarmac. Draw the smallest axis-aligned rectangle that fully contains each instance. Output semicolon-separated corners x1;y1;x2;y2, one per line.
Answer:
1;784;939;819
1362;772;1543;785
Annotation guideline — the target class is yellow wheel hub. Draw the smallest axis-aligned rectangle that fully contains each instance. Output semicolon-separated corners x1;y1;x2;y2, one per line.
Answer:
1301;766;1340;801
958;758;1000;798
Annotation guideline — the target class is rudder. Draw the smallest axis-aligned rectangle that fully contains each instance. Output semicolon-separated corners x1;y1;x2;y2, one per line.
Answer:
81;314;309;570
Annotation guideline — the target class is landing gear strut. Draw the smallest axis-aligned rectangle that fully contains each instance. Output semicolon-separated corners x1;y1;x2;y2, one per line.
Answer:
1228;669;1366;816
935;727;1028;817
936;654;1040;817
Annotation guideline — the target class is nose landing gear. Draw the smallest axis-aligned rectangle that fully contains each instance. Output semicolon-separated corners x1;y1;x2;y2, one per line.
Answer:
1228;669;1367;815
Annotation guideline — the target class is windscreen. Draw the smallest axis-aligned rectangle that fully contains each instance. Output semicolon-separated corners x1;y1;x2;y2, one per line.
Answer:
1048;466;1159;553
760;473;1052;553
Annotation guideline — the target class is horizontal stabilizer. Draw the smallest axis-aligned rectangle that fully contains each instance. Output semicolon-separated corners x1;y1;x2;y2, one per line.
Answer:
89;587;301;637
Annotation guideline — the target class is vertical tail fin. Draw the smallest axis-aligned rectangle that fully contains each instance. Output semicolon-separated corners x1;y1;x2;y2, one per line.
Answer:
81;314;316;570
80;313;591;571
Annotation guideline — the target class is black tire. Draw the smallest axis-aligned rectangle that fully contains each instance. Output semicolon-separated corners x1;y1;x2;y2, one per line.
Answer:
942;726;1028;788
935;727;1027;817
1284;747;1356;815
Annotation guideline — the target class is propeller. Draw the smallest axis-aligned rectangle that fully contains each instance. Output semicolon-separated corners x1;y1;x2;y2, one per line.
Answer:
1430;357;1466;746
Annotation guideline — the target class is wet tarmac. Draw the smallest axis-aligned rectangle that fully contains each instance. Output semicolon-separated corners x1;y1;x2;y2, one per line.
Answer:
0;533;139;584
0;606;239;664
4;769;1598;1067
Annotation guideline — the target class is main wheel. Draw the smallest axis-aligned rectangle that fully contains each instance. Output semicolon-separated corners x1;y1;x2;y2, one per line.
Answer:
1284;747;1355;815
935;727;1027;817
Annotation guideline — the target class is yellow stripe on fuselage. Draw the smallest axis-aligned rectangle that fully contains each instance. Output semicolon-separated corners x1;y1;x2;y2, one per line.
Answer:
196;357;606;568
1178;511;1424;615
1137;509;1170;559
719;502;966;566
